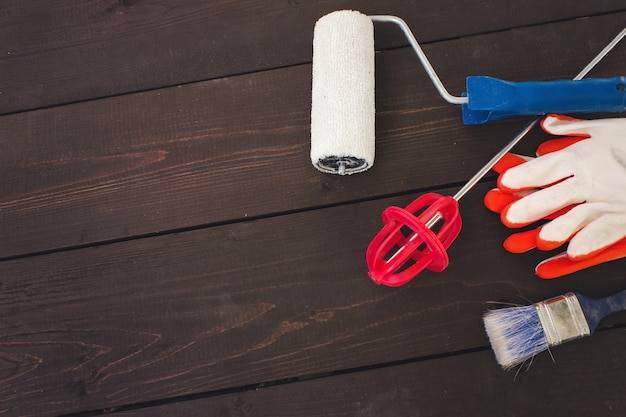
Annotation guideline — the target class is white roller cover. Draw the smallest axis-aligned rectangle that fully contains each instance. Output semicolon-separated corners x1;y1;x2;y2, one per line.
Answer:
310;10;375;175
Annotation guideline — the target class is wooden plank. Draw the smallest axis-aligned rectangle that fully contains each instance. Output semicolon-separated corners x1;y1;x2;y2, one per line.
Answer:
2;182;626;416
117;328;626;417
1;14;625;258
2;0;624;114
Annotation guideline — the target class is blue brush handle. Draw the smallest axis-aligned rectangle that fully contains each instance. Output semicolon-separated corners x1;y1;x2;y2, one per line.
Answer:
575;289;626;334
462;76;626;124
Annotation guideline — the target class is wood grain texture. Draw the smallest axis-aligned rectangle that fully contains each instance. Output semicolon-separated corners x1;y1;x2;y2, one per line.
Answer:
2;3;626;417
1;0;624;114
118;328;626;417
2;182;626;416
1;14;625;259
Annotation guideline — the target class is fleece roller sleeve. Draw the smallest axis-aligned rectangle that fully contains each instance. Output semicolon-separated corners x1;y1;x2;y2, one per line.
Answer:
310;10;376;175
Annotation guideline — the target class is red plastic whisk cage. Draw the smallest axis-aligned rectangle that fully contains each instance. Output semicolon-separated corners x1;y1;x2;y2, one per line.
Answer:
364;118;537;287
366;193;461;287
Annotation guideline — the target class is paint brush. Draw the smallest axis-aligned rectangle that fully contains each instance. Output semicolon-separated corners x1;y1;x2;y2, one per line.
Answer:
483;290;626;369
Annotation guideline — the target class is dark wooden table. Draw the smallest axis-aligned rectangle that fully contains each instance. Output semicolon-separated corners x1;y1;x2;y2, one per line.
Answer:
2;2;626;416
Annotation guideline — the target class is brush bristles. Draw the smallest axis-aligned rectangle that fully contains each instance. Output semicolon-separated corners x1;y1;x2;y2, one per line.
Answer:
483;305;549;370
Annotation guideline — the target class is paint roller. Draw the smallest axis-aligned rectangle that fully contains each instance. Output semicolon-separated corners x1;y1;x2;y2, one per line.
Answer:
310;10;626;175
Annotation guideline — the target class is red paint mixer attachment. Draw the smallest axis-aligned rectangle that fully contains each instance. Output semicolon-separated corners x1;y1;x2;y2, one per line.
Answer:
366;194;461;287
366;119;541;287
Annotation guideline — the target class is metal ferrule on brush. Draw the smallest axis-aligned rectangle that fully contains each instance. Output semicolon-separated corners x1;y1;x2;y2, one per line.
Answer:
535;293;591;347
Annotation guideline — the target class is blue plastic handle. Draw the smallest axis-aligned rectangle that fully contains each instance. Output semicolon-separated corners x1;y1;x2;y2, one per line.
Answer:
462;76;626;124
575;289;626;334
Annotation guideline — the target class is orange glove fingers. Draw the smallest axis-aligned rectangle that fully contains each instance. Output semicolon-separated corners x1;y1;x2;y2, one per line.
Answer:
484;189;521;213
536;238;626;279
503;228;542;253
536;136;588;156
492;153;530;174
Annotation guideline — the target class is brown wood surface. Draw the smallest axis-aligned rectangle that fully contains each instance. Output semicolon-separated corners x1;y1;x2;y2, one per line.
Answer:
3;183;626;417
117;328;626;417
1;2;626;417
2;14;625;259
1;0;624;114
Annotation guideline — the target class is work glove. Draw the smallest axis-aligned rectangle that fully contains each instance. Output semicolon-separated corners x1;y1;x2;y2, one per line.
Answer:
484;114;626;278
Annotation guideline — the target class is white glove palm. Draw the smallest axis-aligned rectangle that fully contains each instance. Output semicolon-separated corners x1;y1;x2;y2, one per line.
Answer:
499;115;626;260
